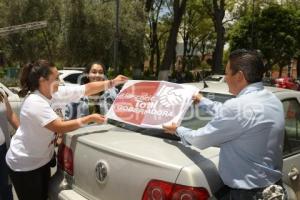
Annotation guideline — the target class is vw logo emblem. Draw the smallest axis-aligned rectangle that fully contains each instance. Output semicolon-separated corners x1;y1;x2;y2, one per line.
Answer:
95;161;109;184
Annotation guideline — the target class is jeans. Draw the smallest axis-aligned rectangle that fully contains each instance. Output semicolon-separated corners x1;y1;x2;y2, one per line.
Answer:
0;143;13;200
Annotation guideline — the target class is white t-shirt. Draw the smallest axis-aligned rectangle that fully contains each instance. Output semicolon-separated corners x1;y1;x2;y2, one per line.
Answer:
0;127;5;145
6;85;85;171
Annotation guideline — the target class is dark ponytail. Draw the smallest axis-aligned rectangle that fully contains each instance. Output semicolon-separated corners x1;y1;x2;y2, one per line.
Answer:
19;60;55;97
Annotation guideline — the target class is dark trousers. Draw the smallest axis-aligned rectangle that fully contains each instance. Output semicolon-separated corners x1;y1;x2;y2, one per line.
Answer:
8;161;51;200
0;143;13;200
215;180;286;200
219;187;264;200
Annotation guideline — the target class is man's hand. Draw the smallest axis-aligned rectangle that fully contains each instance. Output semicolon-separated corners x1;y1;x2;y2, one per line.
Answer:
192;93;203;105
163;123;178;135
113;75;128;86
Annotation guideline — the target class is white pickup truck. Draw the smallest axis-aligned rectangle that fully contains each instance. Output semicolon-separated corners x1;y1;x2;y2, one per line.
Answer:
49;82;300;200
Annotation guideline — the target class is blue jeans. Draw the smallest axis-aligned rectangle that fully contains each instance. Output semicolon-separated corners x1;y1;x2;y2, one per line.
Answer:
0;143;13;200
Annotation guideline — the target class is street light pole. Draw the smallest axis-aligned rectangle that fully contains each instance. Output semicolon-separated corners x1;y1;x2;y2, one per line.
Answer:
113;0;120;74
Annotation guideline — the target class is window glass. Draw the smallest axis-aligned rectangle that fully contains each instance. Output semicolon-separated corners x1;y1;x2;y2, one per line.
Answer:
181;92;233;130
282;99;300;156
63;73;81;84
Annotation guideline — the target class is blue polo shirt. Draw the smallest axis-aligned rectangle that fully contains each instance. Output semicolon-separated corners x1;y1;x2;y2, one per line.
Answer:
176;82;285;189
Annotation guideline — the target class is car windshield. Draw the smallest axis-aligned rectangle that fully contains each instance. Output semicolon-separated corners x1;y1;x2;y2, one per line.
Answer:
109;92;233;140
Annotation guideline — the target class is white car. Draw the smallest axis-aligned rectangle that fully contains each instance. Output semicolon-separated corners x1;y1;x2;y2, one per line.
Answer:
0;82;22;135
0;82;21;113
204;75;226;83
59;70;83;85
49;82;300;200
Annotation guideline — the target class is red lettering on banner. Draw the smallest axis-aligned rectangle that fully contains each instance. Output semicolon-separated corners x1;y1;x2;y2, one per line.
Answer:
113;82;182;125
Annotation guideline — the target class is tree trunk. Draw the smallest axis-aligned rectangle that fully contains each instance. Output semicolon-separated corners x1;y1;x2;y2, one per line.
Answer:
297;56;300;79
147;0;162;77
155;39;160;77
149;46;155;73
279;66;283;78
211;0;225;74
152;21;158;74
182;14;188;72
158;0;187;80
182;37;188;72
132;1;148;79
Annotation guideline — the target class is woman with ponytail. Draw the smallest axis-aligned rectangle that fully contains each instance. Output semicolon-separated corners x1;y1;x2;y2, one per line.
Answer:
6;60;128;200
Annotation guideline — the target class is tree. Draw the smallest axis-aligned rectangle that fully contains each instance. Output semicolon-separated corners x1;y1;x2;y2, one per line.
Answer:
203;0;225;74
180;0;213;72
158;0;187;80
63;0;146;73
229;5;298;77
293;10;300;78
0;0;63;65
146;0;164;75
118;0;146;76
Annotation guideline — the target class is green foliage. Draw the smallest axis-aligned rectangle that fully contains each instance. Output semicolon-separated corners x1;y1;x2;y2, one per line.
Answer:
229;4;300;68
0;0;146;74
180;0;214;70
143;69;157;80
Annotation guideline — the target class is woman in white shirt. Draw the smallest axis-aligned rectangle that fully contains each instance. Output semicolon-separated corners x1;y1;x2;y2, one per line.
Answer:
0;89;19;200
5;60;127;200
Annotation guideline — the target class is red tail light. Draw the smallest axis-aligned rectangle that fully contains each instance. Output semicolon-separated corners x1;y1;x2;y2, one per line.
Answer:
57;143;74;176
142;180;209;200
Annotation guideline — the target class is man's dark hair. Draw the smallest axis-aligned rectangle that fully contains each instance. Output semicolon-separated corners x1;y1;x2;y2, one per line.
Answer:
229;49;265;83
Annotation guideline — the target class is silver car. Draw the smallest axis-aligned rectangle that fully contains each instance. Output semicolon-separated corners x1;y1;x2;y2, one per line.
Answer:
0;82;21;135
204;75;226;83
49;82;300;200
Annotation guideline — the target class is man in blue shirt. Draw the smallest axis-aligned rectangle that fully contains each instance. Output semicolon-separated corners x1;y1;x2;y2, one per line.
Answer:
163;49;285;199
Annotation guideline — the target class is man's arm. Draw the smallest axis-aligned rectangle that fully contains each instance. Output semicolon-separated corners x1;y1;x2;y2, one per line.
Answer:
194;93;224;117
164;103;242;149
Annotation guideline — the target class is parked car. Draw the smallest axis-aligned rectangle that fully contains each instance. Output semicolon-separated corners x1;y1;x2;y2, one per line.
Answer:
0;82;22;135
49;82;300;200
59;70;83;85
204;75;226;83
275;77;299;90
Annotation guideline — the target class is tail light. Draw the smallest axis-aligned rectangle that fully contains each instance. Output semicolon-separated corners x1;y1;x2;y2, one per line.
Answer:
142;180;209;200
57;143;74;176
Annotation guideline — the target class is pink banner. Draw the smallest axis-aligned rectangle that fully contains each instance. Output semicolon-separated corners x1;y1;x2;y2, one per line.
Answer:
106;80;198;129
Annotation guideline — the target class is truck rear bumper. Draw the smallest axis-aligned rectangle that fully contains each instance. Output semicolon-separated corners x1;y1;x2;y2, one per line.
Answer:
58;190;88;200
49;170;86;200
